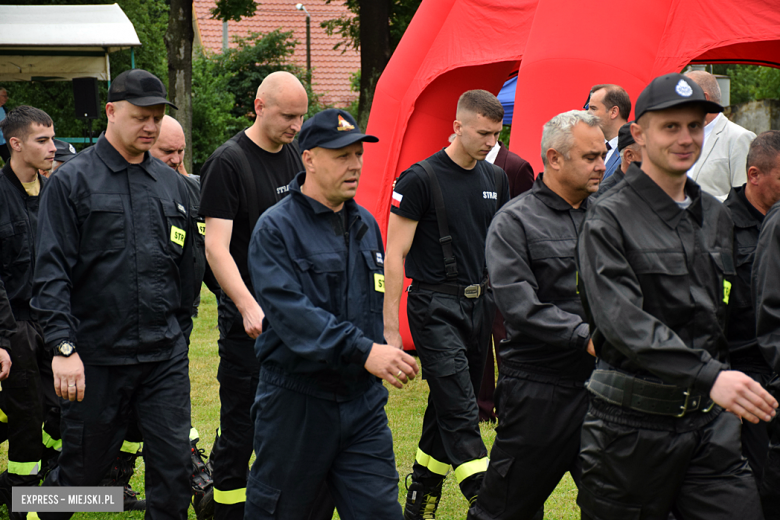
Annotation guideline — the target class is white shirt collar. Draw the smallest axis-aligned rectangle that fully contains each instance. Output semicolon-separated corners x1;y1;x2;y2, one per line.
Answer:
486;141;501;164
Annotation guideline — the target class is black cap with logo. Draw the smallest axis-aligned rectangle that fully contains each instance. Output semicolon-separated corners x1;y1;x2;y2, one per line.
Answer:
53;139;77;163
108;69;177;110
635;72;722;121
298;109;378;151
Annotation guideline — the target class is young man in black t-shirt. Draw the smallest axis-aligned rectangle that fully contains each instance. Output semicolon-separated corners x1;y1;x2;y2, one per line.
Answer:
199;71;321;520
384;90;509;519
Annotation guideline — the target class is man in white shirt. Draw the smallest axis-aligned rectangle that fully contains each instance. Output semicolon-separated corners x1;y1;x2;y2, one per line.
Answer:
686;70;756;201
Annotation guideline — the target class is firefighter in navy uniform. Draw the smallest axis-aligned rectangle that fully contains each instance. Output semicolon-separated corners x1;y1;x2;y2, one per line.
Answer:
244;108;419;519
384;90;509;518
0;106;55;519
577;73;776;520
31;69;196;520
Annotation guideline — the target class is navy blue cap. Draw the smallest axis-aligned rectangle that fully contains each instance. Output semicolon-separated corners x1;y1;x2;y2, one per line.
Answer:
635;73;722;120
298;109;378;151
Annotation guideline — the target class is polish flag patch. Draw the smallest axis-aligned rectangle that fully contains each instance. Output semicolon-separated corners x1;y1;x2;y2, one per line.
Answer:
392;191;403;208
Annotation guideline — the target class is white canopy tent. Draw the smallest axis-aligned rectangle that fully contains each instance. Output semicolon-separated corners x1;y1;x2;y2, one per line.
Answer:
0;4;140;82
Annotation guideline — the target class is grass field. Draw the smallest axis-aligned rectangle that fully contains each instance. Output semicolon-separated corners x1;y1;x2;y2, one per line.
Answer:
1;287;580;519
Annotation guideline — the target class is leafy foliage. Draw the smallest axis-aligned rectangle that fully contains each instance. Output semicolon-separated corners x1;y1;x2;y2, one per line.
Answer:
211;0;257;22
320;0;422;53
710;65;780;105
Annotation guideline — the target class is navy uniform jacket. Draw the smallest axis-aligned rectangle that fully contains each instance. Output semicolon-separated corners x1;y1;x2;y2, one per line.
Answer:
486;173;593;382
753;200;780;374
0;163;46;321
32;135;196;365
248;171;385;402
577;163;734;394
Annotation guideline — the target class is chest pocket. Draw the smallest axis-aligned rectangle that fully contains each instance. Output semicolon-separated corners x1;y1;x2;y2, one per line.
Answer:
161;199;188;258
0;220;30;272
528;239;577;299
293;253;345;317
361;250;384;314
79;194;126;252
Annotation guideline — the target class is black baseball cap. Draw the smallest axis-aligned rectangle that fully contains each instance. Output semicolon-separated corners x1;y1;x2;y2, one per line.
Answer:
617;122;635;152
298;109;378;151
108;69;177;110
635;72;721;121
53;139;77;163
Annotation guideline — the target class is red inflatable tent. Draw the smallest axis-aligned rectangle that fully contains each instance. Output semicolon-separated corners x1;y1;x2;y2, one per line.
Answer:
358;0;780;350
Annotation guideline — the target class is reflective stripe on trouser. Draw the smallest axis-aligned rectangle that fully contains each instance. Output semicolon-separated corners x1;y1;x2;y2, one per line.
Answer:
120;440;142;454
415;448;450;476
454;457;489;483
407;290;491;500
214;488;246;505
190;427;200;442
9;460;40;476
41;427;61;452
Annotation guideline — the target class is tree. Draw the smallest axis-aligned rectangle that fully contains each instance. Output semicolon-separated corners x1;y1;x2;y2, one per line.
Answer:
321;0;423;127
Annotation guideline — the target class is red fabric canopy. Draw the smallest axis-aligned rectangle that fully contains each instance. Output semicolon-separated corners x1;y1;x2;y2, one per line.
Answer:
358;0;780;350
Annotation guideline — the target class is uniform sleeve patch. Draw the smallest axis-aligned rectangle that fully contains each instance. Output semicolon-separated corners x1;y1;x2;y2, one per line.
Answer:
171;226;186;247
374;273;385;293
723;280;732;304
197;222;206;236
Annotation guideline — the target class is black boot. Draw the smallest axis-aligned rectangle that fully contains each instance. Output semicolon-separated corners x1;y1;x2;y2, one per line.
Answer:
190;437;214;520
403;474;444;520
99;451;146;511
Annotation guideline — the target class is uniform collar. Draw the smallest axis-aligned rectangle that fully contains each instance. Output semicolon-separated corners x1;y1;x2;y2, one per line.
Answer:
1;162;46;197
95;133;158;180
289;171;360;216
625;162;703;229
533;171;589;211
725;185;763;228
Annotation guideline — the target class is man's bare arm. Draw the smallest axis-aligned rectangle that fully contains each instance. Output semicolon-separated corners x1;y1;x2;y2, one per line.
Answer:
382;213;418;349
205;217;264;338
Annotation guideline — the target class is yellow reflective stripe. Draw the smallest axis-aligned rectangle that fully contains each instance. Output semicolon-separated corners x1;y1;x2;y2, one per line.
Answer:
41;429;62;451
27;513;41;520
0;407;7;423
454;457;488;483
9;460;40;476
217;426;222;437
415;448;450;476
190;427;200;442
214;488;246;505
121;441;142;454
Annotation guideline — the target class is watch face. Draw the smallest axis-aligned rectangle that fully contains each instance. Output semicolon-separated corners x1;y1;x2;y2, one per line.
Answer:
59;342;74;356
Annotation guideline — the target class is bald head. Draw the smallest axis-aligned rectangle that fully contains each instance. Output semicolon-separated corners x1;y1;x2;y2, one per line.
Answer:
150;115;186;173
256;71;307;107
250;71;309;152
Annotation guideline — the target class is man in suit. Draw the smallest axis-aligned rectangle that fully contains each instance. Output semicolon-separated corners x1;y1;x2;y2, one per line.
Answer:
585;84;631;180
686;70;756;201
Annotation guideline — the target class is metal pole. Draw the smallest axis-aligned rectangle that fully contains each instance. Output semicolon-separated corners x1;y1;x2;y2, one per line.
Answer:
223;21;228;51
305;14;311;83
131;47;135;69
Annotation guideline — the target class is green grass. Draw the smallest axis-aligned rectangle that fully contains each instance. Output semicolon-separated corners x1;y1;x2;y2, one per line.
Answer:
1;287;580;519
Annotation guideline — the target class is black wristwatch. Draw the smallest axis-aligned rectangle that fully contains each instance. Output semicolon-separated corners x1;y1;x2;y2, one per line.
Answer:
54;340;76;357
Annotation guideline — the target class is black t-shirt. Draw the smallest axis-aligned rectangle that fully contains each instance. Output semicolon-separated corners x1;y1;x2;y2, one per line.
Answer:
199;130;302;290
391;149;509;285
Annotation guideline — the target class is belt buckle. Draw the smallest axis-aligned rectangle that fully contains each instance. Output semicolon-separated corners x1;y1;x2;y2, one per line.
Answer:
464;284;481;298
675;389;692;417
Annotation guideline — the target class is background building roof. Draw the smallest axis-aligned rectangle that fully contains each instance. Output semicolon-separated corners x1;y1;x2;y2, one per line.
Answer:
194;0;360;108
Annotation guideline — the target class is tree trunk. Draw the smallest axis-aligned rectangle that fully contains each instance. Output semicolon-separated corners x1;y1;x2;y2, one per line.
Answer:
357;0;391;129
166;0;194;173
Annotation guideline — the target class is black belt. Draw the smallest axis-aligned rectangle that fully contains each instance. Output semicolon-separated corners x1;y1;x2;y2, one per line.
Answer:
410;279;487;299
587;369;714;417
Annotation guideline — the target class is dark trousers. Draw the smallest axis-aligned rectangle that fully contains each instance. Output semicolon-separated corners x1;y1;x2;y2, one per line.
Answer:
213;303;334;520
38;350;192;520
478;310;506;422
738;369;773;490
469;372;587;520
0;320;57;513
761;374;780;519
245;381;401;520
407;288;491;498
577;403;762;520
